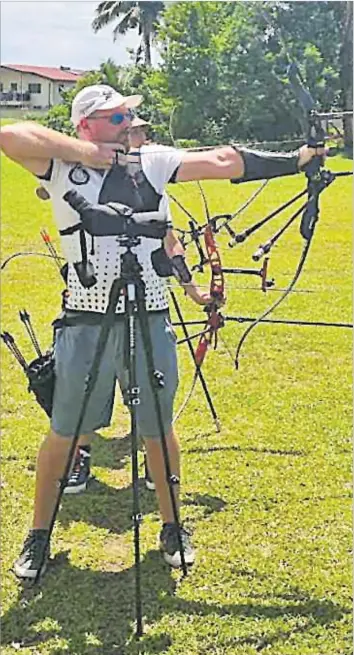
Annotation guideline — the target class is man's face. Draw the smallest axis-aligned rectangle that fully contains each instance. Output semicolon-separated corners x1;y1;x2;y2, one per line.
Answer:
80;105;134;150
130;127;148;149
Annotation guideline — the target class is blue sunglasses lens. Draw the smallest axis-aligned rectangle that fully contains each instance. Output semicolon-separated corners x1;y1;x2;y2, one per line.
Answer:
110;109;134;125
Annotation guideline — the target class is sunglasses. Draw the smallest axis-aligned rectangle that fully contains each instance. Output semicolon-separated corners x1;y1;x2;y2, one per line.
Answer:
88;109;135;125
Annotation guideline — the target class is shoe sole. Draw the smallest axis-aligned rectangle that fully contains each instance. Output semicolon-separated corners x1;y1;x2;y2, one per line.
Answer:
145;479;155;491
161;550;195;568
13;560;47;580
63;480;89;495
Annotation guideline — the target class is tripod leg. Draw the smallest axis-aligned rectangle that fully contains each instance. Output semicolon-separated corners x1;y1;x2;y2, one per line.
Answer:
125;282;144;638
135;283;188;577
33;279;124;583
169;289;220;431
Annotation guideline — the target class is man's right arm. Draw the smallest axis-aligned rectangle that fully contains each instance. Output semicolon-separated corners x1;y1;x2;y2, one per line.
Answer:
0;122;117;176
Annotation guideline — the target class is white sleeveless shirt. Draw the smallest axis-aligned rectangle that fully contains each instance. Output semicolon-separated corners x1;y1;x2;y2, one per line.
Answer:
40;144;182;314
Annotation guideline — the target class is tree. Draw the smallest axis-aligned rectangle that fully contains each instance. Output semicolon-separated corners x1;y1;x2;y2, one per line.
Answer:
155;1;351;145
92;1;164;67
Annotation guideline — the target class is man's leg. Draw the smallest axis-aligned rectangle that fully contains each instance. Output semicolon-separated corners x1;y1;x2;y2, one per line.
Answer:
14;428;88;579
63;435;92;495
144;428;180;523
14;322;117;578
118;312;195;567
144;429;195;568
55;322;115;496
33;429;90;527
78;435;91;447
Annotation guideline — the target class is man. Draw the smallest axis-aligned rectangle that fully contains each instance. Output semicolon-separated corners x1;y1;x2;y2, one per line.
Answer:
1;84;321;578
129;115;151;150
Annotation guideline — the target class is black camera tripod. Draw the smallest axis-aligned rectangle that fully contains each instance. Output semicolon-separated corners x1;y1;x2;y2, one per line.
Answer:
35;235;188;638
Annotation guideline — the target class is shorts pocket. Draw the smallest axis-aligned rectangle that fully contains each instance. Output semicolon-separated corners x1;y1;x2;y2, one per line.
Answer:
164;316;178;344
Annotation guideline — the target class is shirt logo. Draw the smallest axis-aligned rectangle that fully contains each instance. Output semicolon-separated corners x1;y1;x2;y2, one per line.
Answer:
68;165;90;185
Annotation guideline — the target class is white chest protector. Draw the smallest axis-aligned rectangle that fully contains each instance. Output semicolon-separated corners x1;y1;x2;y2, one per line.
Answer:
43;155;172;314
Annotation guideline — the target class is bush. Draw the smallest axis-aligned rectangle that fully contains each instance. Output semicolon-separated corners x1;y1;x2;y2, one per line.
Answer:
175;138;201;149
39;103;75;136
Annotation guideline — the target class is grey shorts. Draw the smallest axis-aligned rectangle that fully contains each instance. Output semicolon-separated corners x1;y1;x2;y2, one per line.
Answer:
51;311;178;439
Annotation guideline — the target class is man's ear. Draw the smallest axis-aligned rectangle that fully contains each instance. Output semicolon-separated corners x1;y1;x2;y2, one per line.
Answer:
80;118;89;130
77;118;91;140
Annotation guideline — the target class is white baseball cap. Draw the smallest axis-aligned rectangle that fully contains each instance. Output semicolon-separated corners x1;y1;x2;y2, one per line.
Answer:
131;116;150;129
71;84;143;127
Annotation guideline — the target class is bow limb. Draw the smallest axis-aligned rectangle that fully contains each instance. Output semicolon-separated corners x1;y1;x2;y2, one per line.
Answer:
194;225;225;367
173;226;225;425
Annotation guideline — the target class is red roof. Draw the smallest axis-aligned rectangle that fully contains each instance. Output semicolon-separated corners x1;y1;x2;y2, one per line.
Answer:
1;64;82;82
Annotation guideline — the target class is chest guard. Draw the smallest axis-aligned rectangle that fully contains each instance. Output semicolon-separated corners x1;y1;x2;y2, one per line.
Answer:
61;156;165;289
99;155;162;212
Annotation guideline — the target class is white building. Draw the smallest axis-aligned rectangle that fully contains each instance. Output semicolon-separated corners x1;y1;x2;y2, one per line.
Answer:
0;64;83;109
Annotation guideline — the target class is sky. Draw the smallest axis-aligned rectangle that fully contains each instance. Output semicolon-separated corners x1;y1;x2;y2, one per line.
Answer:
0;1;151;70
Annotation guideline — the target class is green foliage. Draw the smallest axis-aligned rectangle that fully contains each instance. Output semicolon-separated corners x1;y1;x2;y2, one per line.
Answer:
156;0;350;144
36;102;76;136
175;138;200;149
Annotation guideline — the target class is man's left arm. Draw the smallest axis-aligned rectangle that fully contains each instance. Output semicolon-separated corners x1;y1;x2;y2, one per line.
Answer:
175;144;323;183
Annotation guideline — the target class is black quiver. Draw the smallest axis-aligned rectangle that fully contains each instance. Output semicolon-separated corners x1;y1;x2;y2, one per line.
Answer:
26;350;55;417
1;311;56;418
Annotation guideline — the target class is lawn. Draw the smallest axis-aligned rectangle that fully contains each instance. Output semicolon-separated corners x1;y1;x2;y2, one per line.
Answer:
1;151;352;655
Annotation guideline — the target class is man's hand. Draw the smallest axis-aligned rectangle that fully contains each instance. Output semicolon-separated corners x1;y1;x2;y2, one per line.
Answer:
183;282;225;307
79;142;118;169
298;144;326;170
184;283;212;305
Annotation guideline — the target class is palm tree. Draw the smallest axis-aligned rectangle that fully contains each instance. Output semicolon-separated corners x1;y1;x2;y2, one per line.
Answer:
99;57;133;91
92;1;164;67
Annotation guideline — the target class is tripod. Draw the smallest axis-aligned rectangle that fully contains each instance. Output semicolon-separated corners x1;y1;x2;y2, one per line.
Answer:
34;234;188;639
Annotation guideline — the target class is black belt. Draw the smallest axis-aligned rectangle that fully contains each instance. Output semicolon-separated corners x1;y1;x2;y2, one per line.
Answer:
53;308;168;328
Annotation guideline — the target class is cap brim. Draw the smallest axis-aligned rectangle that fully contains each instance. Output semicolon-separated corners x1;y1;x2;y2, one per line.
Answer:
124;94;143;108
131;117;150;128
101;94;143;111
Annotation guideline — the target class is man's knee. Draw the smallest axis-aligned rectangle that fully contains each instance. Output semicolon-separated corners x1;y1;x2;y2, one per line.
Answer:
143;427;175;446
44;429;89;453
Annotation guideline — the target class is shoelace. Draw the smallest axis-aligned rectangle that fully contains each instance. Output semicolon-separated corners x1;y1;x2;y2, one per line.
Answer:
23;532;47;557
69;458;84;481
180;528;192;546
164;526;191;548
23;535;37;554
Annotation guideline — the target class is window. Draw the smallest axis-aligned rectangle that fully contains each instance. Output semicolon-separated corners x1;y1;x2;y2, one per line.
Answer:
10;82;18;91
28;83;41;94
0;83;3;92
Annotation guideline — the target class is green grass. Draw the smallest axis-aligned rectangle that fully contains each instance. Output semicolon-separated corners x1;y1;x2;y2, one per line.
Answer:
1;108;47;120
1;153;352;655
1;118;17;126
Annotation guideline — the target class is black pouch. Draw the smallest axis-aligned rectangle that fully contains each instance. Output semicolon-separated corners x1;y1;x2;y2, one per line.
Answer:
151;246;173;277
151;248;192;283
26;350;55;418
